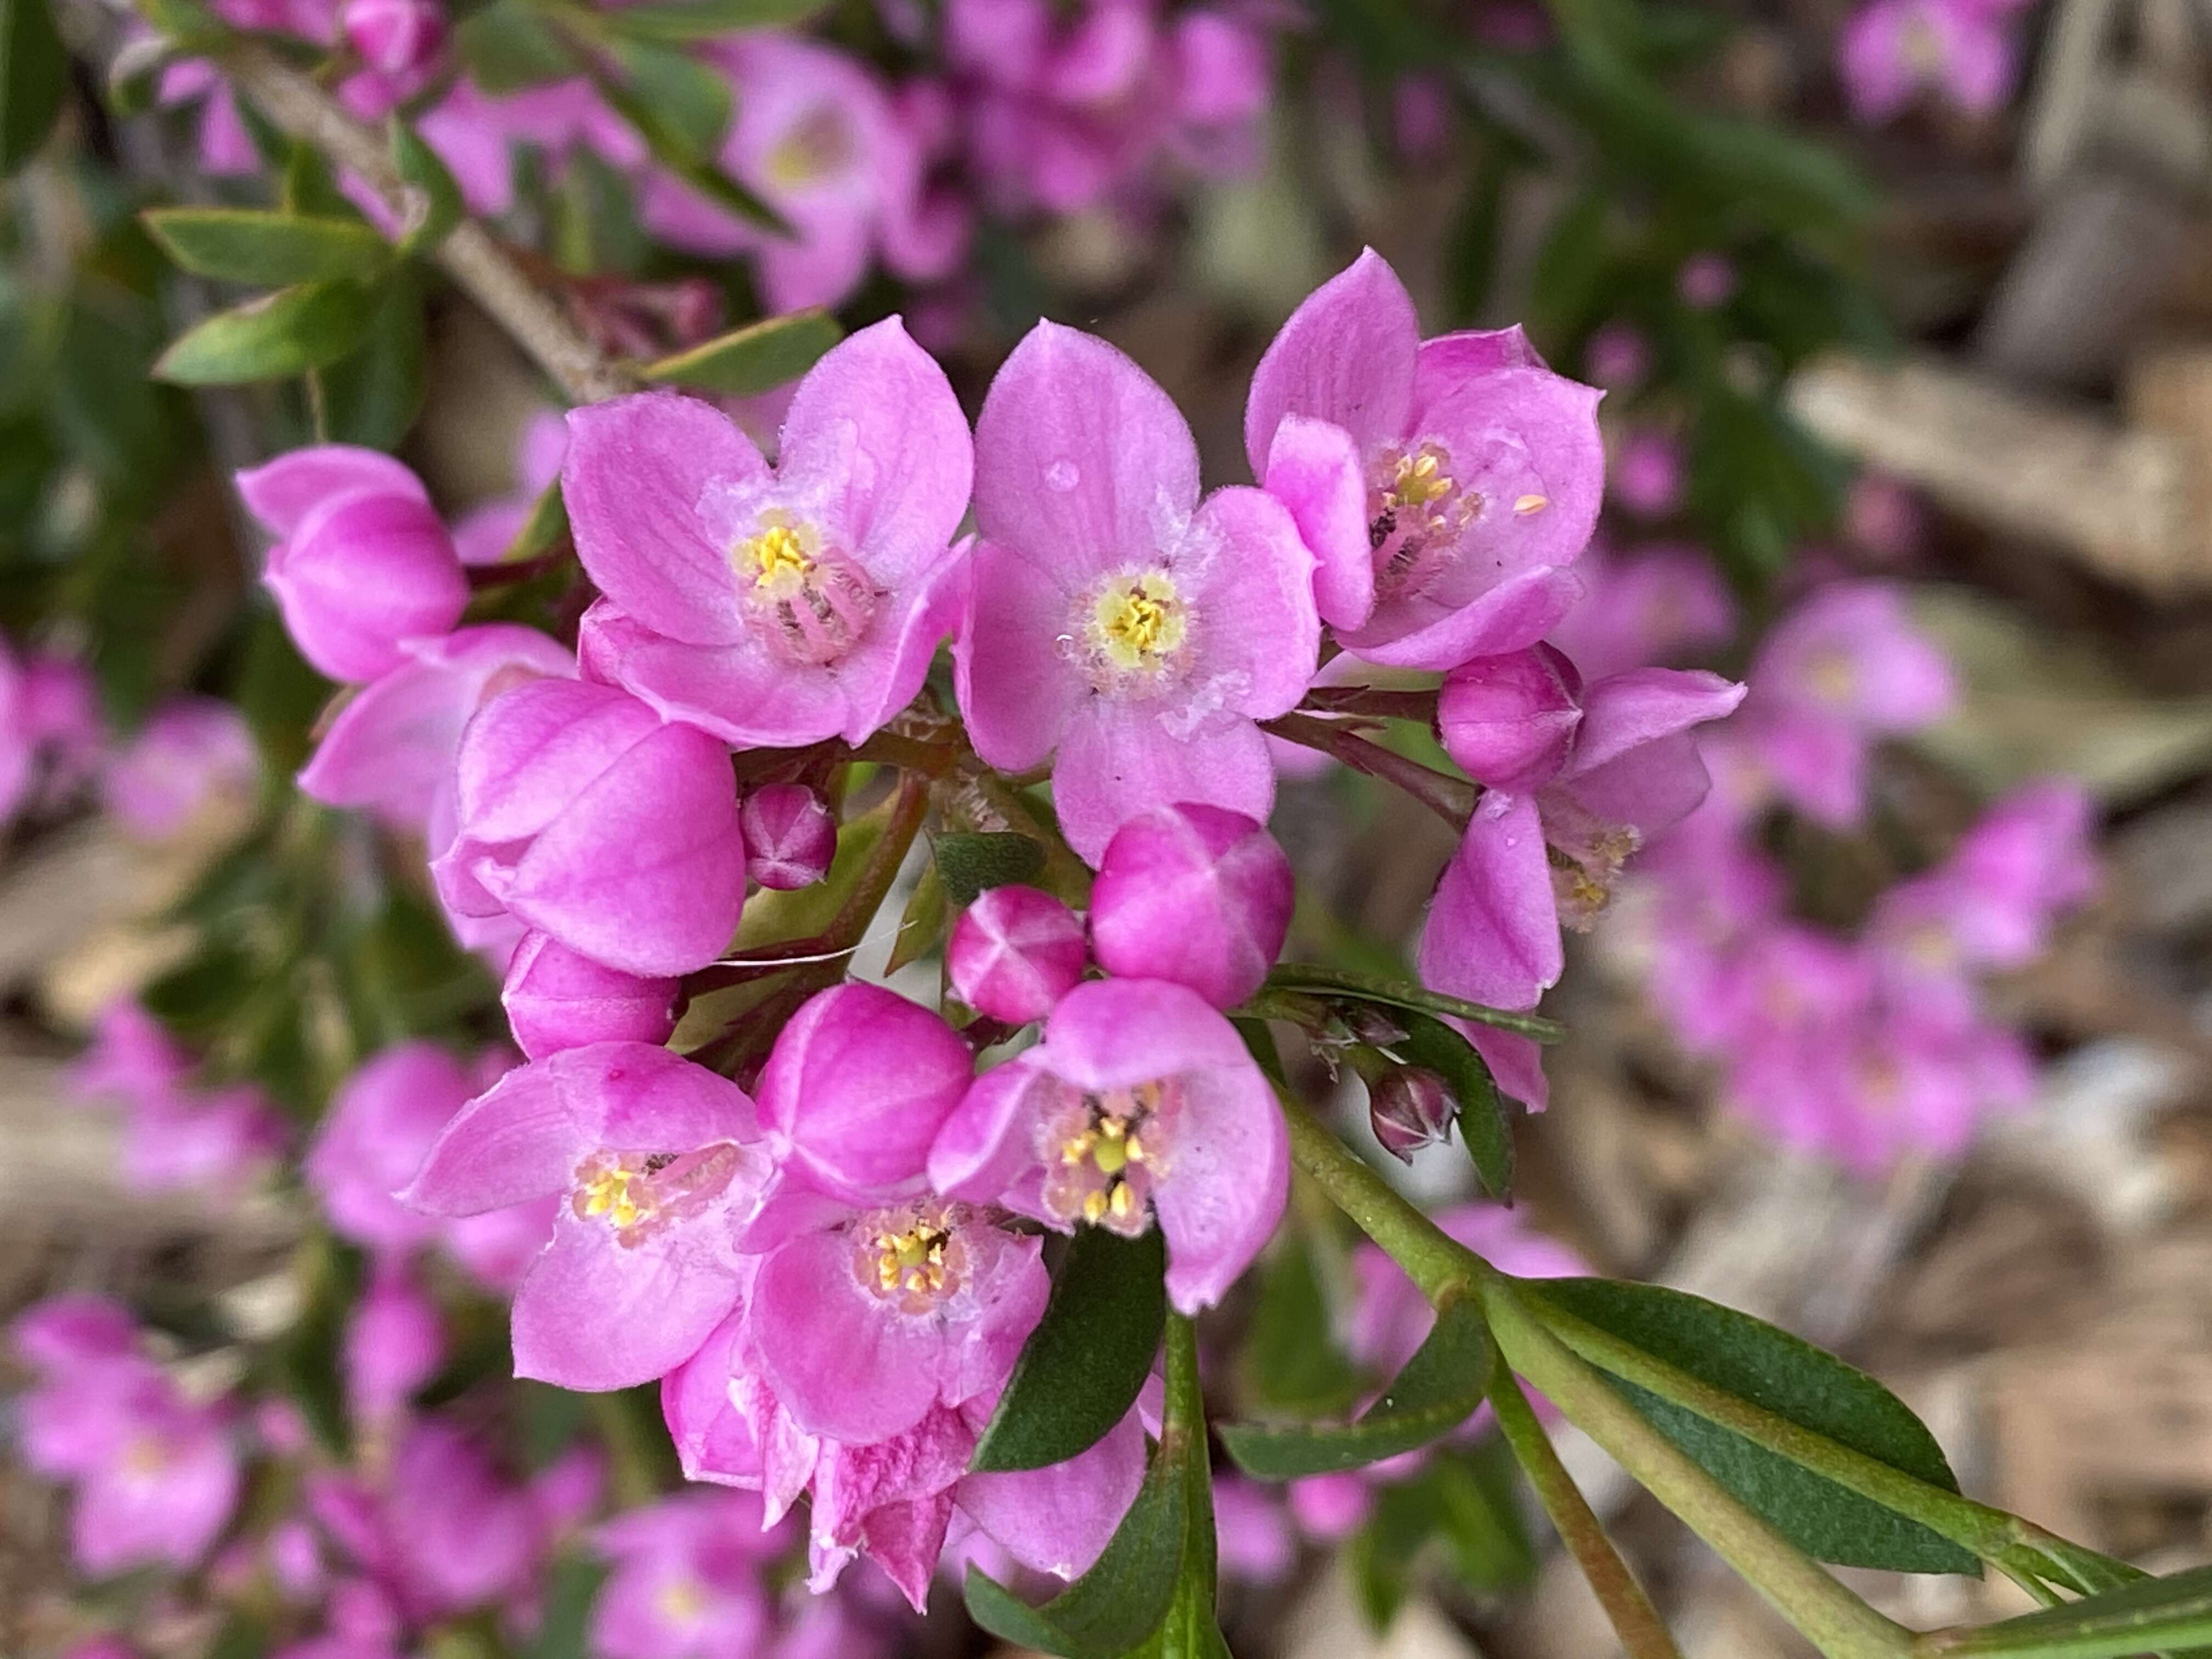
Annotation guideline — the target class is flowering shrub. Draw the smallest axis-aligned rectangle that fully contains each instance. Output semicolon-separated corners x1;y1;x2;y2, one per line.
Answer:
0;0;2187;1655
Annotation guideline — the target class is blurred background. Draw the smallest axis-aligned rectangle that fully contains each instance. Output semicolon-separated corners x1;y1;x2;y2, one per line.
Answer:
5;0;2212;1653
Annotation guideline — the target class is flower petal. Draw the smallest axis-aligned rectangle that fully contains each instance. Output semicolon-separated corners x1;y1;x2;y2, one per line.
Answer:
1051;701;1273;867
236;445;425;536
751;1228;949;1443
953;535;1083;773
1182;485;1319;719
1415;792;1562;1011
1041;978;1255;1092
512;1207;743;1390
1244;247;1418;471
1262;414;1374;630
1152;1056;1287;1312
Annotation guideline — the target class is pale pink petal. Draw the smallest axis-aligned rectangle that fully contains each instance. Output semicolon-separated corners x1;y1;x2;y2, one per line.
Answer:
1244;248;1419;471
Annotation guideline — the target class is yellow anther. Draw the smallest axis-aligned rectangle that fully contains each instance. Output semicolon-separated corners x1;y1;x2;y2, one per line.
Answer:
1124;1133;1146;1164
1090;573;1188;672
1514;493;1550;515
1082;1189;1109;1224
740;523;814;591
1108;1182;1135;1219
659;1579;708;1622
577;1166;652;1232
1060;1130;1097;1165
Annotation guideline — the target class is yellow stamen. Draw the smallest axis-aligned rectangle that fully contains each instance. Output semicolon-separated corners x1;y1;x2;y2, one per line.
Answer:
740;522;814;591
1514;493;1550;516
1109;1182;1134;1219
1082;1189;1108;1224
1091;572;1188;672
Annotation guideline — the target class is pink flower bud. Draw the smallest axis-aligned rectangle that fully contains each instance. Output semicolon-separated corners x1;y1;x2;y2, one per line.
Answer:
1089;803;1294;1010
947;884;1087;1022
236;448;469;683
500;930;678;1059
1437;644;1583;792
1583;321;1650;391
1368;1065;1454;1163
342;0;444;75
741;784;835;890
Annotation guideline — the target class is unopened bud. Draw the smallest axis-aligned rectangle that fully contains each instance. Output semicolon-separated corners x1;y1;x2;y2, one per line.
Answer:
741;784;835;890
1437;643;1582;793
1090;802;1294;1009
1369;1065;1454;1163
947;884;1087;1024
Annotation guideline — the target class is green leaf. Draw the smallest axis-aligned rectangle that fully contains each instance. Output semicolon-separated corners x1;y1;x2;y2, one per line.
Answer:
500;477;569;565
1386;1009;1515;1195
884;860;947;976
311;274;425;449
520;1554;613;1659
601;0;830;41
931;830;1047;909
389;119;464;256
1530;1278;1979;1575
606;40;732;165
972;1227;1166;1474
273;1234;363;1457
1442;152;1508;328
143;208;393;285
1237;1229;1362;1419
642;309;843;397
1261;962;1565;1041
584;55;788;235
1219;1296;1491;1479
453;0;573;92
0;0;65;173
966;1313;1224;1659
153;283;380;385
1924;1563;2212;1657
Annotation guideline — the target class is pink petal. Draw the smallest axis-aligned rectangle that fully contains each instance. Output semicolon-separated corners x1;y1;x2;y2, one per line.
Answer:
929;1052;1054;1202
1262;414;1374;630
1153;1054;1288;1312
563;392;769;649
957;1404;1146;1579
1184;485;1320;719
1566;668;1746;777
451;676;662;844
953;535;1084;773
1052;700;1273;867
1415;792;1562;1012
974;321;1200;584
1243;247;1419;472
512;1207;743;1390
1041;977;1255;1092
236;445;425;536
751;1228;950;1442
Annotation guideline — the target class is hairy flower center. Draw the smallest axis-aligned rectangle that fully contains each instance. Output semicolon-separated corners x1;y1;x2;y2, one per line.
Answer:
1040;1079;1180;1238
765;106;855;191
731;516;878;667
1804;647;1858;707
1548;826;1641;930
572;1144;746;1248
851;1199;974;1312
1075;571;1190;685
1367;442;1481;601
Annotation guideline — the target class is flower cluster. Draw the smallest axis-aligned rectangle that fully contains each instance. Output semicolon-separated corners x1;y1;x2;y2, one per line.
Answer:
67;1001;286;1194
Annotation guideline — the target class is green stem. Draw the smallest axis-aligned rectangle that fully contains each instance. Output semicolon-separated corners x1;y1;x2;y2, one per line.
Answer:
1489;1349;1684;1659
1275;1090;1472;1302
1482;1283;1914;1659
1261;712;1477;830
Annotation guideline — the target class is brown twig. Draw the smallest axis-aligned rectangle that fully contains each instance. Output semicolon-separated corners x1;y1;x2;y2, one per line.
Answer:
1263;711;1478;831
215;41;638;405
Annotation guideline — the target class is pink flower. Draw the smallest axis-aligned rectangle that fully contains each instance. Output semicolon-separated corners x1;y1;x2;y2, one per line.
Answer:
1089;803;1293;1009
741;785;836;891
67;1001;193;1117
501;931;679;1060
432;676;746;978
1675;253;1736;309
565;322;973;751
341;0;444;77
402;1043;769;1390
1421;645;1745;1012
957;321;1318;864
342;1261;444;1429
1246;249;1604;664
947;884;1088;1023
641;36;966;312
120;1084;285;1195
1841;0;2027;123
101;697;258;839
589;1492;781;1659
1610;430;1684;518
1738;582;1953;829
1583;323;1650;392
236;447;470;683
1547;540;1736;679
931;977;1288;1312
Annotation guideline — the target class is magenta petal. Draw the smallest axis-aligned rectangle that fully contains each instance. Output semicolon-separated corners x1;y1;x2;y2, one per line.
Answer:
1185;486;1320;719
662;1303;763;1486
1152;1058;1288;1312
563;393;769;648
1415;793;1562;1012
1345;563;1585;672
775;318;974;586
236;445;425;535
1244;247;1419;471
1262;414;1374;630
974;321;1201;583
1567;668;1745;777
1461;1021;1550;1113
512;1209;742;1390
1414;326;1545;382
751;1228;948;1442
452;676;661;845
1052;701;1274;867
953;535;1083;774
1042;978;1255;1092
929;1053;1053;1201
588;620;849;748
957;1404;1145;1579
506;721;747;978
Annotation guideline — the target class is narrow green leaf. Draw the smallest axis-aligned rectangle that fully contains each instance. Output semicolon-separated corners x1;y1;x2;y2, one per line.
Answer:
1261;962;1566;1041
1219;1297;1491;1479
0;0;65;174
884;861;947;975
500;477;570;565
389;118;464;256
642;309;843;397
453;0;573;91
311;274;425;448
972;1227;1166;1474
1529;1278;1978;1575
1391;1008;1516;1195
519;1554;613;1659
966;1313;1223;1659
154;282;380;385
602;0;830;41
1924;1564;2212;1658
606;40;732;165
1237;1230;1362;1418
930;830;1048;909
143;208;393;285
